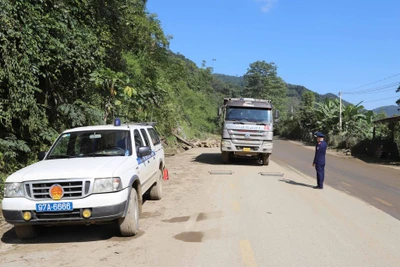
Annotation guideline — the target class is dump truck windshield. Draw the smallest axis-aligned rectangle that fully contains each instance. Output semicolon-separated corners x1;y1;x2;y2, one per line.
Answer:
226;107;272;123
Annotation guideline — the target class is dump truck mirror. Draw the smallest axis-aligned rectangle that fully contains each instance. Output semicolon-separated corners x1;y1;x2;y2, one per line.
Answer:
218;107;222;116
274;110;280;119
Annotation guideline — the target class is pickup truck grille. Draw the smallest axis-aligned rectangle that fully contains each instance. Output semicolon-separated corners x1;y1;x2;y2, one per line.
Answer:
34;210;82;221
26;180;90;200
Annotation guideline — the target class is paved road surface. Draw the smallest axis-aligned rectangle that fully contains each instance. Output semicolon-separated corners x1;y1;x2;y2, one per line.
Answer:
1;147;399;267
273;139;400;220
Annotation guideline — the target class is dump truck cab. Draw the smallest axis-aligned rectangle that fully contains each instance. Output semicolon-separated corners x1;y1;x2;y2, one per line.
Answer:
219;98;279;165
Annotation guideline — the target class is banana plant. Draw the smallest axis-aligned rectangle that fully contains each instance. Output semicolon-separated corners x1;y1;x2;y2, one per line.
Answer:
315;98;340;135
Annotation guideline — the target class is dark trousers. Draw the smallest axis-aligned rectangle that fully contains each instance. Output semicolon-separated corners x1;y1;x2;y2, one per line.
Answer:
315;165;325;188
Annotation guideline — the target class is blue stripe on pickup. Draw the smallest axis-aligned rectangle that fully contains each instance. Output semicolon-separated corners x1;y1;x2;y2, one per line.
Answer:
136;151;156;164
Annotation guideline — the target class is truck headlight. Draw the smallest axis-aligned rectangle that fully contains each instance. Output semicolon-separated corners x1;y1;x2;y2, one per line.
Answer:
262;142;273;148
221;140;231;146
93;178;122;193
4;183;25;198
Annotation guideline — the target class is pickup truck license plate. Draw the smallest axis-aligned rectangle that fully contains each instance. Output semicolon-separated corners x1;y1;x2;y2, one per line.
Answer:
36;202;73;212
243;147;251;152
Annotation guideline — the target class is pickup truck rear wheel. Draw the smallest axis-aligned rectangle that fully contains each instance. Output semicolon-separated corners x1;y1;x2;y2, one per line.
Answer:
149;170;163;200
15;225;38;239
118;188;139;236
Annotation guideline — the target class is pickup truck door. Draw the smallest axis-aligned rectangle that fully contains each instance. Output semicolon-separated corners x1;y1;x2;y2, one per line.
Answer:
133;129;152;193
147;127;164;168
140;128;158;181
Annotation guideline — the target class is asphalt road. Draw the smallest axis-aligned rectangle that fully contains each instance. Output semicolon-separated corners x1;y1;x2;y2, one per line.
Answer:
273;139;400;221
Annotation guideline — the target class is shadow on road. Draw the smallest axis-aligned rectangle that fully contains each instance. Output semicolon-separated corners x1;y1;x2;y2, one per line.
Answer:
279;178;314;188
1;198;155;244
1;223;120;244
193;153;262;166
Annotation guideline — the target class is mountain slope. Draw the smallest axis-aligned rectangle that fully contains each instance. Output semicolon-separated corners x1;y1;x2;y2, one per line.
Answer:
372;105;400;117
213;74;244;87
213;73;352;106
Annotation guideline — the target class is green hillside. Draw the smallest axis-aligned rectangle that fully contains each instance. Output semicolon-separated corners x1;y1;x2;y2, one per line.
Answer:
0;0;226;184
373;105;400;117
213;74;245;87
213;74;353;107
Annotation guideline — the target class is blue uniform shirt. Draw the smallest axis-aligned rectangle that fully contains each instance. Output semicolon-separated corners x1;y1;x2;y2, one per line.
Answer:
313;140;327;166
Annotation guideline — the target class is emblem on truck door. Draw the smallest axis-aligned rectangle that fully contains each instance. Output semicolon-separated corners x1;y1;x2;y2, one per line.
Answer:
49;184;64;200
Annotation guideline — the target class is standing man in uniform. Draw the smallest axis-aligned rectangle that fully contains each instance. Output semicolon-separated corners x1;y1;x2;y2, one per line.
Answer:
312;132;327;189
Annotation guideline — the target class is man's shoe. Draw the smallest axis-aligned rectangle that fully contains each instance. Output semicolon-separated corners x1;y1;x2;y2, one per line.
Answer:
313;186;322;189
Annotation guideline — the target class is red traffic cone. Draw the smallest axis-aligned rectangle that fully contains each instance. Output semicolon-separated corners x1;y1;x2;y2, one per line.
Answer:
163;168;169;180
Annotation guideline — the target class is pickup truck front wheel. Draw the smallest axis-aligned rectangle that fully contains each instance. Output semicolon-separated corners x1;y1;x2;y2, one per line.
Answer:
118;188;139;236
15;225;38;239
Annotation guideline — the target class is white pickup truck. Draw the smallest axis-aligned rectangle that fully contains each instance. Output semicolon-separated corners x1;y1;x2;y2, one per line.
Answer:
1;120;166;239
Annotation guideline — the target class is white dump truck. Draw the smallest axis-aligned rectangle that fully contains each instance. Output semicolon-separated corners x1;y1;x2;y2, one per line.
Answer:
218;98;279;165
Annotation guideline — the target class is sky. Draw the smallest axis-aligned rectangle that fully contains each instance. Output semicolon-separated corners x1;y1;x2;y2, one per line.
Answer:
147;0;400;110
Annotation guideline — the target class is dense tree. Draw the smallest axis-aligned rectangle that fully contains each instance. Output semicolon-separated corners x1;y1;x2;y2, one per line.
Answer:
297;91;317;134
301;91;315;108
243;61;288;115
0;0;223;188
279;95;388;148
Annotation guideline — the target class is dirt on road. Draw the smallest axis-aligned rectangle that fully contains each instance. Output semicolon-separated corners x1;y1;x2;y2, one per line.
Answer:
1;148;400;267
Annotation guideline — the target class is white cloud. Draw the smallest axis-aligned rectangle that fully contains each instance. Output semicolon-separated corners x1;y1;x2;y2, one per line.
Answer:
256;0;278;12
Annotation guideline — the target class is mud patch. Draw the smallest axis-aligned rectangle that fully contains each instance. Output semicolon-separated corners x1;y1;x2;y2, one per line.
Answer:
196;213;207;221
174;231;204;243
162;216;190;223
196;211;222;221
141;211;163;219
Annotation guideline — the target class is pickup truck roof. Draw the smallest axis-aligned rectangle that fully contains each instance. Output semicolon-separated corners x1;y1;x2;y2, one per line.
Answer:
63;122;157;133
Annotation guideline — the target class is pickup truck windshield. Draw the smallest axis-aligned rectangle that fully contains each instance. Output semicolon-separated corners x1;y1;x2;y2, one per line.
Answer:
46;130;132;159
226;107;272;123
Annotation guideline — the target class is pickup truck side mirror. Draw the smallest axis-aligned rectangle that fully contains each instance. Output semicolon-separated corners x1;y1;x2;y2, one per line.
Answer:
138;146;152;157
38;151;47;160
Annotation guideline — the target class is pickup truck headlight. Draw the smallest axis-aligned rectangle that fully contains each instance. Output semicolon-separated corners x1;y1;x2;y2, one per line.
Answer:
93;178;122;193
4;183;25;198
